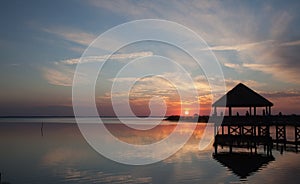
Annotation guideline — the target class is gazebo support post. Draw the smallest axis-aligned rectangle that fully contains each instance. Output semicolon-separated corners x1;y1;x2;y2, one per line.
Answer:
229;107;232;117
214;106;217;116
269;106;271;116
249;107;252;116
254;107;256;116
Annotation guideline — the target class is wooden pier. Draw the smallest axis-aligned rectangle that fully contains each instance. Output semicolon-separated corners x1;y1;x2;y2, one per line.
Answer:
210;83;299;179
213;116;300;154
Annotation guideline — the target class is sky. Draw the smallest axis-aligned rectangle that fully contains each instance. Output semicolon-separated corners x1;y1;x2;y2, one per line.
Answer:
1;0;300;116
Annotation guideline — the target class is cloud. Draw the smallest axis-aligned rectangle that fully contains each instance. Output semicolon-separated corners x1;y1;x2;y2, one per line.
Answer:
213;39;300;84
103;75;180;102
42;26;130;53
222;62;240;69
280;40;300;47
42;51;154;87
206;40;274;51
88;1;300;86
259;90;300;115
270;11;293;38
225;79;264;89
43;27;96;46
88;0;264;44
40;1;300;88
99;72;227;112
260;90;300;98
241;44;300;84
39;1;300;115
58;51;153;65
42;67;74;87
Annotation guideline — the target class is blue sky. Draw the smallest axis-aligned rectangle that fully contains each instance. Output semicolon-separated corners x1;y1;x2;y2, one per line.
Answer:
1;0;300;116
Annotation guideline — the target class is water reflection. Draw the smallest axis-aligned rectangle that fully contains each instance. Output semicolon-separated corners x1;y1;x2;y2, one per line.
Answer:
1;120;300;183
105;123;206;145
60;168;152;184
213;152;275;179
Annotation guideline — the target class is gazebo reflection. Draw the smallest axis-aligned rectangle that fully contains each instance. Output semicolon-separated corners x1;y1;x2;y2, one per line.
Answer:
213;152;275;179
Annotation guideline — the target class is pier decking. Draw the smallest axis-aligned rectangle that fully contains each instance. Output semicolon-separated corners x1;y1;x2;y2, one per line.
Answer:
213;116;300;155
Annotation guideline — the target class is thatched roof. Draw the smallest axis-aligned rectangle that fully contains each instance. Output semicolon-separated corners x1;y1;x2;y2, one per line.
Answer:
212;83;273;107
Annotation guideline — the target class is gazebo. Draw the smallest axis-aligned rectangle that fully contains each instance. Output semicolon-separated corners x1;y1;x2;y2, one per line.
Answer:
212;83;273;116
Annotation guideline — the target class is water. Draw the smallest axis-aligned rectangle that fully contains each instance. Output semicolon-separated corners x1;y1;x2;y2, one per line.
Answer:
1;118;300;183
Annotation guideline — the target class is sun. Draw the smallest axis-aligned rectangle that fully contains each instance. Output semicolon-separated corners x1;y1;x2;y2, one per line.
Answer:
184;110;189;115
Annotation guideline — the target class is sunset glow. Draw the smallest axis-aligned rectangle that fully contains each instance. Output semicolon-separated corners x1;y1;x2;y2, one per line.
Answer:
0;1;300;116
2;1;300;184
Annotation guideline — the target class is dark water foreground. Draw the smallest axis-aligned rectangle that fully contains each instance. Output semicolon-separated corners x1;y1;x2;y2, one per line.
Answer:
1;119;300;184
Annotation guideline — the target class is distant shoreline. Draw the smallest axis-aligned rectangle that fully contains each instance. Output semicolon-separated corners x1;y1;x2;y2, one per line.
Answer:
165;114;300;124
1;115;300;126
0;116;167;118
0;114;299;118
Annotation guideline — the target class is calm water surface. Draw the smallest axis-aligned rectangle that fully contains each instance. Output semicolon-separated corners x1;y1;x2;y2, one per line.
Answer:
1;118;300;184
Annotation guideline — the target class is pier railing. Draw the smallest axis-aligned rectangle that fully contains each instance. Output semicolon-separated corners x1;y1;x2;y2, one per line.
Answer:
213;115;300;154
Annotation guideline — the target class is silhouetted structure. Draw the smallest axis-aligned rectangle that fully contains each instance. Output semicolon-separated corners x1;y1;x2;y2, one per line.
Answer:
213;152;274;179
212;83;273;116
41;122;44;137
